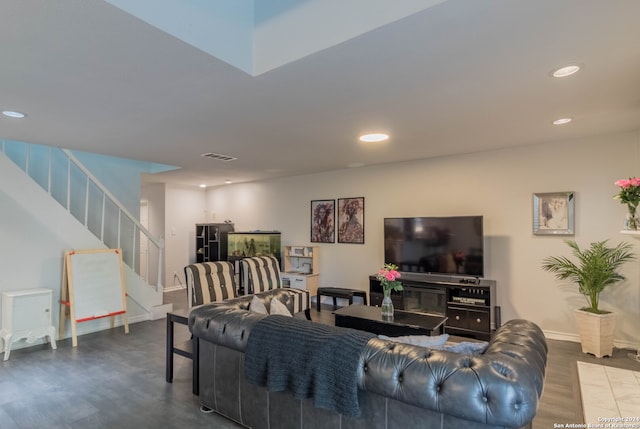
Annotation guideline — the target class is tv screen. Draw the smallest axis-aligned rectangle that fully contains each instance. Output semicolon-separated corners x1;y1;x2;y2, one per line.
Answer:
383;216;484;277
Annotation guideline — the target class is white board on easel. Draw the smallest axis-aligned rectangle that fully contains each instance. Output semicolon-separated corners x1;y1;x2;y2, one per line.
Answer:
59;248;129;347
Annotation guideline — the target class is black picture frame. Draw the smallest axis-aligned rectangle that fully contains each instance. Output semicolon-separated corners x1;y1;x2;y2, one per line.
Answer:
310;200;335;243
337;197;365;244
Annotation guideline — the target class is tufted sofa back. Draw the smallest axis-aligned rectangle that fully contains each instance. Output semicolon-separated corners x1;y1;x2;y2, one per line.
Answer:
189;289;311;348
358;319;547;428
190;299;547;429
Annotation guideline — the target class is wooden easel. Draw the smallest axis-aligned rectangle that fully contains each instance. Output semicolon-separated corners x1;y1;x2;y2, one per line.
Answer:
59;248;129;347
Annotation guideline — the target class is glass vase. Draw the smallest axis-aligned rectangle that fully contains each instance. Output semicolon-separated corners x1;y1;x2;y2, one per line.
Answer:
381;290;394;320
625;205;638;230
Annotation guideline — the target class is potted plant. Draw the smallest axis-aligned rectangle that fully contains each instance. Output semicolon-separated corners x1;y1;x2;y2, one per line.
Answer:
542;239;634;357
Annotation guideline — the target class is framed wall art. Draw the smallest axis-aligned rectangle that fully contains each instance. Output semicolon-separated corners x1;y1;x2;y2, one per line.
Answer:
533;191;575;235
310;200;335;243
337;197;365;244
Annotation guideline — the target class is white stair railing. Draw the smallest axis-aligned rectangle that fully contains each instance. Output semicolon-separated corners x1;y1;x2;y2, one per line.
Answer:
1;139;164;291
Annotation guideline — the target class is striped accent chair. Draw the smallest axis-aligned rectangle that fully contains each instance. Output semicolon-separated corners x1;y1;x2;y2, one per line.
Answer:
184;261;237;307
281;288;312;319
240;256;282;295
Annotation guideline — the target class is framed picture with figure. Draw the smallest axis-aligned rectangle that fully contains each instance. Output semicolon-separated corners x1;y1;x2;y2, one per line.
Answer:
337;197;365;244
533;191;575;235
311;200;335;243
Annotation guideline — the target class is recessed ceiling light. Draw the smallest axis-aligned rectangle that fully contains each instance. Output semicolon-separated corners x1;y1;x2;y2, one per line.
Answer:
359;133;389;142
2;110;26;118
224;179;232;184
553;117;572;125
199;184;207;188
551;65;581;78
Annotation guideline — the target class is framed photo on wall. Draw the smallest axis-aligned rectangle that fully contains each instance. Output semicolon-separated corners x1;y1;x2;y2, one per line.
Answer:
533;191;575;235
311;200;335;243
337;197;365;244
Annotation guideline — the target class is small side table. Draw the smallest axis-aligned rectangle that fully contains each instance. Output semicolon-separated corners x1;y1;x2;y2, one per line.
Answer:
316;287;368;311
166;309;199;395
1;288;57;361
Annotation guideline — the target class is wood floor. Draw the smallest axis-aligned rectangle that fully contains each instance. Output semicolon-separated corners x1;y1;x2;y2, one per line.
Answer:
0;291;243;429
1;289;638;428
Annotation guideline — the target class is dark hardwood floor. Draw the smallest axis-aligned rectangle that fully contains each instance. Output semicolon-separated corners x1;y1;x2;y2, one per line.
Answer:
1;288;638;428
0;289;243;429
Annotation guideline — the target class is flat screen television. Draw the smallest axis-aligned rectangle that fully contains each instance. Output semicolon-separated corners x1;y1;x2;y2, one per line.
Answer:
383;216;484;277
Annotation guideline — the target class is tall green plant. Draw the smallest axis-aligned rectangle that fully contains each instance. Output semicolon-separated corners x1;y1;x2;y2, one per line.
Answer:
542;240;634;314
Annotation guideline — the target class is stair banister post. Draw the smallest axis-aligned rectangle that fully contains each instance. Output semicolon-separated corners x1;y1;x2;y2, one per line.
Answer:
156;236;165;292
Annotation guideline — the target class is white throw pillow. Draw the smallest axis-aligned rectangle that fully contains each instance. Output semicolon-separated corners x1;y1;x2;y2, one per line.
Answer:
269;298;292;317
249;295;268;315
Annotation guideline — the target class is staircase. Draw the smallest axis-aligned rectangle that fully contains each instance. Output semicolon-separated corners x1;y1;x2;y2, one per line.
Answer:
0;139;167;317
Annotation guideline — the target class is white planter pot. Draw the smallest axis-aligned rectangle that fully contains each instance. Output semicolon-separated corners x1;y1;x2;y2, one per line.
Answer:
574;309;616;358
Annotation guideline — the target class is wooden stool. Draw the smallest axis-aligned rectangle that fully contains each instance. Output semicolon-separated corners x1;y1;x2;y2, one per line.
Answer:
316;287;368;311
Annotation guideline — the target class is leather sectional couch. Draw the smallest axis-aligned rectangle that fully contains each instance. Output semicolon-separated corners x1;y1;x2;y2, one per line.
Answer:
189;289;547;429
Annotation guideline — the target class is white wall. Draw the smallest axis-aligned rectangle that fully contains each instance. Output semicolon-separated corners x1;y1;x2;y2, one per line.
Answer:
201;130;640;348
140;182;165;286
163;184;208;288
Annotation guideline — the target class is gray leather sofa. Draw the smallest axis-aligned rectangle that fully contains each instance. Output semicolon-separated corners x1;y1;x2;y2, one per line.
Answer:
189;289;547;429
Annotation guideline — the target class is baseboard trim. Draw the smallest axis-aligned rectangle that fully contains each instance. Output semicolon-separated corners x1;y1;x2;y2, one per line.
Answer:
4;312;151;354
543;330;580;343
150;303;173;320
542;329;640;351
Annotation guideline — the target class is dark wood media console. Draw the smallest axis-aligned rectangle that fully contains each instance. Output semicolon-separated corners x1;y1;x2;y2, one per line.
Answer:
369;274;499;340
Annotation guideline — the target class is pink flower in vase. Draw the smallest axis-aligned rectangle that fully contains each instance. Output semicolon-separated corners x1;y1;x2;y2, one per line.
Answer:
376;263;403;293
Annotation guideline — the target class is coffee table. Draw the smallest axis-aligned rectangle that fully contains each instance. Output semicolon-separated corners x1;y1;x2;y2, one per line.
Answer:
334;305;447;336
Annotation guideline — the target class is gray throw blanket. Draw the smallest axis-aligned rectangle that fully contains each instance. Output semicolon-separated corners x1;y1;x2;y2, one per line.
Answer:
244;315;375;417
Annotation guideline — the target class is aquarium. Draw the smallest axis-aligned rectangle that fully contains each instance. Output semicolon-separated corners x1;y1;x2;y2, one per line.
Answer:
227;231;281;260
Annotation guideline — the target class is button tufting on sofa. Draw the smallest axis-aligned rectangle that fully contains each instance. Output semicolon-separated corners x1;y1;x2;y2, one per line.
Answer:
190;308;548;429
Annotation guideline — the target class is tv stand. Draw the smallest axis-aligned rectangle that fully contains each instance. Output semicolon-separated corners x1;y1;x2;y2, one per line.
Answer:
458;277;481;285
369;274;499;340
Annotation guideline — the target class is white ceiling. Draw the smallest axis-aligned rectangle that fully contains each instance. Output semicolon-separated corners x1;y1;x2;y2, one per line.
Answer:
1;0;639;188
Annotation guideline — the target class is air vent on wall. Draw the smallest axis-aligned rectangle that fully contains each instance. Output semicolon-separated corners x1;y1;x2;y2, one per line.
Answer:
200;152;237;162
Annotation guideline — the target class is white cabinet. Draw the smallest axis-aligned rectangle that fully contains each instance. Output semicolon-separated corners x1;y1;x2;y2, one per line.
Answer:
1;288;57;360
281;272;319;297
282;246;320;297
281;273;309;290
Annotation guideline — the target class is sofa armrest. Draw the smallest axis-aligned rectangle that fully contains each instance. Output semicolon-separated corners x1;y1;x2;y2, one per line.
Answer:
358;319;547;428
189;288;311;352
484;318;547;396
190;306;266;352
